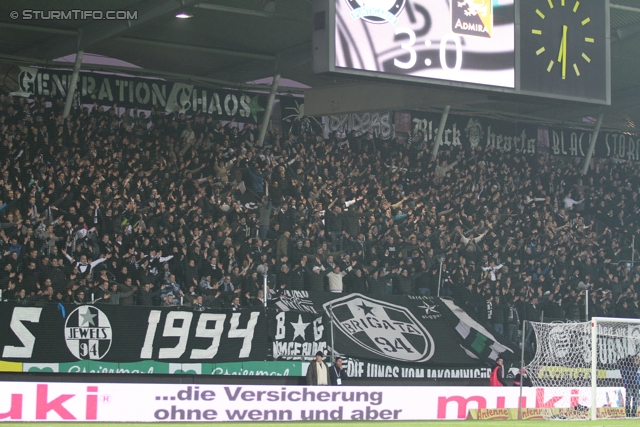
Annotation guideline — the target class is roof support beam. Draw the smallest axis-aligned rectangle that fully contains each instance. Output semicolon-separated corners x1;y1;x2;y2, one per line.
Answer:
610;4;640;13
582;112;603;175
63;50;84;119
0;22;75;36
258;73;281;146
117;38;275;61
206;43;311;83
1;22;276;62
194;3;309;22
432;106;451;160
15;0;201;60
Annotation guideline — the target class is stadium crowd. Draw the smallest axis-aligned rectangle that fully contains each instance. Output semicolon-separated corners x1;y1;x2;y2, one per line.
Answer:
0;93;639;343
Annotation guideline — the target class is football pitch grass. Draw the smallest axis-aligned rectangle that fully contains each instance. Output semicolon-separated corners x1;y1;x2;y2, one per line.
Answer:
3;421;640;427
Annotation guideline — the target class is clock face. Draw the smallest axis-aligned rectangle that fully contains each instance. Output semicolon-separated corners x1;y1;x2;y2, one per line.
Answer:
520;0;609;103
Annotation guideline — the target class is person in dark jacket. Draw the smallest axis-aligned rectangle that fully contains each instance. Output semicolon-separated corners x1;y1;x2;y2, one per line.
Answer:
138;282;163;306
290;240;306;266
505;298;521;344
93;280;110;301
303;261;326;293
118;276;137;305
525;296;542;322
345;268;367;294
492;295;506;335
258;198;273;241
275;264;292;291
393;269;413;295
546;293;565;320
102;282;137;305
343;203;368;237
367;269;387;296
289;264;305;291
325;206;344;252
273;202;295;232
330;357;349;386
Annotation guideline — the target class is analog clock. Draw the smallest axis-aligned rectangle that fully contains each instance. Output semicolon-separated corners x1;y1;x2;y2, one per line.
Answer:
519;0;610;103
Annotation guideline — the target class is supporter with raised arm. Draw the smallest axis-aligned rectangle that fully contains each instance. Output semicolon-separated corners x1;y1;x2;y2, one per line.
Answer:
61;248;111;280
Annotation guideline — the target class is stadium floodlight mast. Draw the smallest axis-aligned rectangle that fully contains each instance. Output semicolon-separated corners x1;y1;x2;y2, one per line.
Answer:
526;317;640;420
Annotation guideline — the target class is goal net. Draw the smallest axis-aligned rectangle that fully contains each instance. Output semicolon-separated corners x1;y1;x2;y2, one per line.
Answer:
527;318;640;420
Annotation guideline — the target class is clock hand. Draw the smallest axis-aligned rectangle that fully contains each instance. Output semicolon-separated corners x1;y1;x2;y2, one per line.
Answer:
561;25;568;79
557;31;564;63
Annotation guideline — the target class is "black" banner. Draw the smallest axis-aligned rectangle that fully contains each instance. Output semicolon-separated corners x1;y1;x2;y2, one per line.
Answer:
410;111;538;155
546;126;640;161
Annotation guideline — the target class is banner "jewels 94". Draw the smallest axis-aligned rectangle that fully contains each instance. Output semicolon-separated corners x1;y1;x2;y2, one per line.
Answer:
0;304;267;363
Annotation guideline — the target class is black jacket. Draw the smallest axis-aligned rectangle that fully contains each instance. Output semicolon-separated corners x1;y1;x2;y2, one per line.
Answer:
138;287;162;306
329;365;349;386
303;267;326;292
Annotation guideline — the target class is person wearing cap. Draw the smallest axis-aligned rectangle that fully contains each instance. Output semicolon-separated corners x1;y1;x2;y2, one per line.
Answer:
490;357;507;386
302;257;326;293
306;351;330;386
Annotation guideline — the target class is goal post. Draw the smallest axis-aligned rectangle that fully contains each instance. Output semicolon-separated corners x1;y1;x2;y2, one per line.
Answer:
526;317;640;420
591;317;597;421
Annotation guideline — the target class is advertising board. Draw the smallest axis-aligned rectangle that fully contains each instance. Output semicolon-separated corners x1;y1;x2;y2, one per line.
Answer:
0;383;625;421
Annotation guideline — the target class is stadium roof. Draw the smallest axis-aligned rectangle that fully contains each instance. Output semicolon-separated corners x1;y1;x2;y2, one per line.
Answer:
0;0;640;131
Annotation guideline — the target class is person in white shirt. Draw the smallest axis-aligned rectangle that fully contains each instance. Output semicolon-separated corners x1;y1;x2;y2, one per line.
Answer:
460;231;486;247
62;249;110;279
564;193;583;210
326;263;354;293
482;261;504;282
